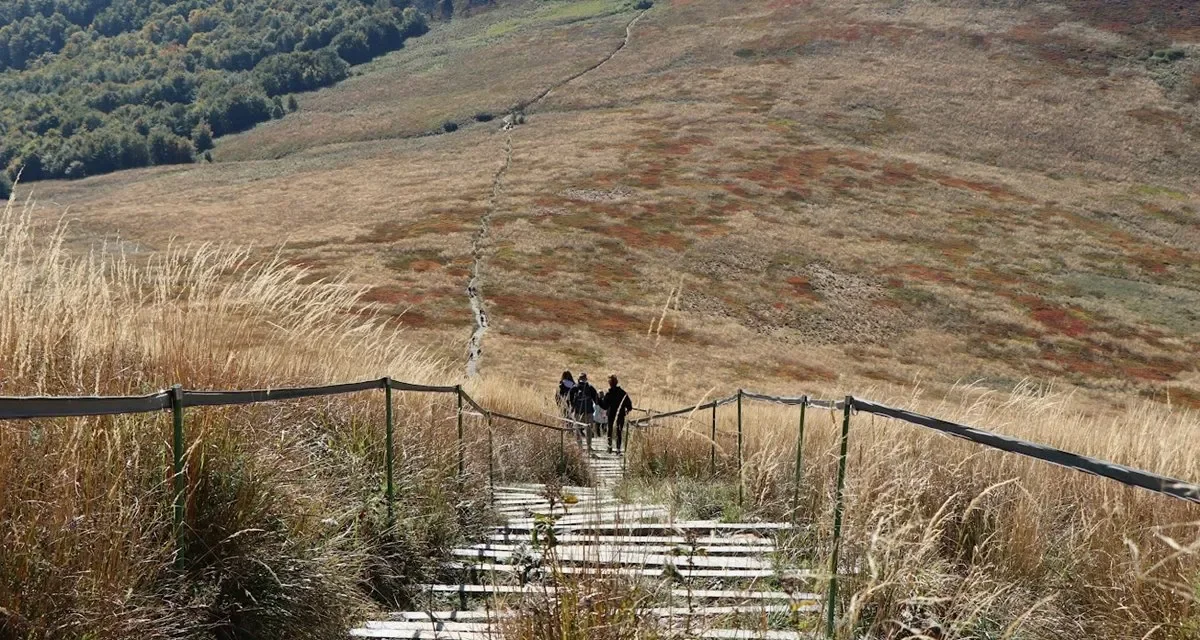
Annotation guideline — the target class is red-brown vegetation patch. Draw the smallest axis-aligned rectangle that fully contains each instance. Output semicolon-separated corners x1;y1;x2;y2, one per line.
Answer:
786;275;819;301
491;294;642;334
394;310;434;328
659;135;714;156
970;267;1026;288
895;263;957;284
1164;386;1200;409
1039;344;1112;378
932;174;1026;202
1127;107;1186;129
878;162;922;187
606;224;688;251
1002;17;1115;76
362;285;426;305
1030;306;1091;338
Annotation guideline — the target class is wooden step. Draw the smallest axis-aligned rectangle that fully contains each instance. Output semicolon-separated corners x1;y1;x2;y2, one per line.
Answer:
450;547;776;569
457;543;776;555
486;533;775;546
499;520;791;534
447;562;814;580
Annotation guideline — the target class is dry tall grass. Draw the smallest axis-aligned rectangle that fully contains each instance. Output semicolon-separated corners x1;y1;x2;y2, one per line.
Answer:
626;383;1200;637
0;191;582;639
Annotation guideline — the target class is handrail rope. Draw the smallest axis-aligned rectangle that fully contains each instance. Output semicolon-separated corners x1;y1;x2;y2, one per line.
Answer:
853;397;1200;504
3;380;1197;503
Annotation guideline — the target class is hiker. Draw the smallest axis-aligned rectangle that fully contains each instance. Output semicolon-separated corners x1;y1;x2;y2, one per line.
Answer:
556;371;575;417
602;375;634;454
593;390;609;440
569;373;600;450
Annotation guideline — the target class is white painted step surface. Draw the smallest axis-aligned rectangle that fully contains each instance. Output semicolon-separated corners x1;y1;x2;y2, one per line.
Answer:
486;533;776;546
457;543;776;555
450;547;776;569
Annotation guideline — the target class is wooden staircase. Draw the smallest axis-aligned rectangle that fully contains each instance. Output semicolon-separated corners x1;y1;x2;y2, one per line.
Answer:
351;451;821;639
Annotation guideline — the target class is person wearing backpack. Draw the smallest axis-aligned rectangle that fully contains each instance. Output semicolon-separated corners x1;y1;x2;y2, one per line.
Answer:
603;375;634;454
569;373;600;450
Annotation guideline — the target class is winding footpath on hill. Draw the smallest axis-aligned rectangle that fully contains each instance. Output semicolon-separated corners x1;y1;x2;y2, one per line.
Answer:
350;451;821;638
465;136;511;377
462;8;648;377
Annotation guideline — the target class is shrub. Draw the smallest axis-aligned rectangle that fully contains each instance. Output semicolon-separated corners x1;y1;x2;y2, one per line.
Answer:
474;112;494;122
442;121;459;133
632;0;653;9
64;160;86;179
0;173;10;199
192;122;215;152
147;128;194;165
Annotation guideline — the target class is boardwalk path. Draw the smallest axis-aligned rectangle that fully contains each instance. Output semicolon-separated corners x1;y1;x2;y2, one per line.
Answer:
351;450;822;638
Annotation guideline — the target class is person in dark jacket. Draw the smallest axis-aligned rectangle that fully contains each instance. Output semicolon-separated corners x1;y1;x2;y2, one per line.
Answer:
569;373;601;450
556;371;575;417
603;375;634;454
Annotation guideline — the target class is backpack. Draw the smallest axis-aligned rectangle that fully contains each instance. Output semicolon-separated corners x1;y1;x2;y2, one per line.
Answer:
571;382;594;414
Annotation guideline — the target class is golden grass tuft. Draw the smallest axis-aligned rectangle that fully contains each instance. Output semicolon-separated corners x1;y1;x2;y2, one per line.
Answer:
625;382;1200;637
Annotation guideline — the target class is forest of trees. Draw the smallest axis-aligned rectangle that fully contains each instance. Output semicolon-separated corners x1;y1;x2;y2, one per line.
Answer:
0;0;430;190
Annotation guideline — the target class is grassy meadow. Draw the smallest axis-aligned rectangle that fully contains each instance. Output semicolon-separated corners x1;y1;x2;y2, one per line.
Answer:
1;0;1199;637
0;192;589;638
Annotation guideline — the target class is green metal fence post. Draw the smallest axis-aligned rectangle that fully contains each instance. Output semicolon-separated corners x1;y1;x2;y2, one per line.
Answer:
456;386;465;482
791;396;807;525
736;389;744;508
487;416;495;504
384;378;395;527
825;396;853;638
169;384;185;564
710;402;717;478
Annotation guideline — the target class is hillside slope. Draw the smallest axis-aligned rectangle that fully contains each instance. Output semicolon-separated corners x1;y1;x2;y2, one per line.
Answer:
19;0;1200;405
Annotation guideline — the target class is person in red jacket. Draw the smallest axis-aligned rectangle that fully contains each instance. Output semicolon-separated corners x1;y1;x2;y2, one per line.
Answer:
602;375;633;454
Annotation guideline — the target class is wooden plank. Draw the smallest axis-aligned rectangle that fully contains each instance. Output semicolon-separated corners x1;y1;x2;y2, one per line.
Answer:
446;562;813;579
485;533;775;546
450;547;776;569
456;543;776;555
416;584;558;595
382;604;815;622
350;624;489;633
362;621;492;632
503;520;791;532
502;508;669;527
697;630;819;639
670;589;821;601
391;611;511;621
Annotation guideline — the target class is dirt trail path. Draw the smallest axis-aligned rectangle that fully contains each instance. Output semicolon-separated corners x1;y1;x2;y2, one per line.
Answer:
463;9;646;377
526;9;646;110
466;136;512;378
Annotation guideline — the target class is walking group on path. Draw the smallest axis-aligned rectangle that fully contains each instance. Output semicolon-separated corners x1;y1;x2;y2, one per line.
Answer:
556;371;633;455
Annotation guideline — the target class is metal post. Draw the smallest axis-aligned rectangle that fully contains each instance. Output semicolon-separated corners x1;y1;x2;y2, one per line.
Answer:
709;402;716;478
825;396;853;638
384;378;395;527
487;417;495;504
456;386;465;482
169;385;185;563
791;397;807;525
736;390;743;508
